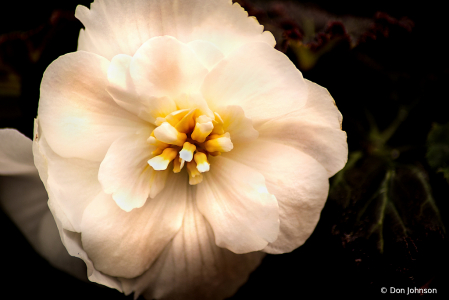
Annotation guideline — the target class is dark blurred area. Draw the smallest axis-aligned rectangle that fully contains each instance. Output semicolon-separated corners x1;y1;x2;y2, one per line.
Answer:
1;0;448;299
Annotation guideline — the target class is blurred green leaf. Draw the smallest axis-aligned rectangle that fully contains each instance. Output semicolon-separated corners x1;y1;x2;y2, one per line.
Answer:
427;122;449;182
331;155;444;253
329;150;445;288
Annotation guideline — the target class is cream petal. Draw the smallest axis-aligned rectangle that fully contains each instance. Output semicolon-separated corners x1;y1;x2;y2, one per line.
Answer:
80;173;187;278
121;193;266;300
202;42;308;121
33;119;102;233
256;79;348;177
130;36;208;101
38;51;146;162
76;0;275;60
215;105;258;144
188;40;225;71
0;129;36;175
107;53;177;125
226;140;329;254
196;156;279;254
98;129;169;212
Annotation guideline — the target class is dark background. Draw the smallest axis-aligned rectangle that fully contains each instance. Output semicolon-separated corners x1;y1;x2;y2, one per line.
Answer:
1;0;448;299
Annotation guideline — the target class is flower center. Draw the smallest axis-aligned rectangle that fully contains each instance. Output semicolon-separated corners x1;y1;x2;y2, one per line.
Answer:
147;108;233;185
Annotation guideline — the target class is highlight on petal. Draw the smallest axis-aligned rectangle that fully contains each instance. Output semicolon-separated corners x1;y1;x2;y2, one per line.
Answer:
197;156;279;254
121;191;266;300
202;42;308;121
38;51;146;162
80;173;187;278
226;140;329;253
256;79;348;177
76;0;275;60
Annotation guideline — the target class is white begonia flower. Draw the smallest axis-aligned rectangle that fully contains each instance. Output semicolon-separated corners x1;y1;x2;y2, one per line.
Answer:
0;0;348;299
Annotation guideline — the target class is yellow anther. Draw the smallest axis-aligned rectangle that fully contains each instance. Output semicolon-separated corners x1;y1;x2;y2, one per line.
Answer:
175;109;196;133
173;155;185;173
164;109;191;127
191;115;214;143
204;132;233;153
151;147;164;156
211;112;225;135
148;147;178;171
148;107;238;185
153;122;187;146
147;136;169;148
194;152;210;173
186;161;203;185
179;142;196;162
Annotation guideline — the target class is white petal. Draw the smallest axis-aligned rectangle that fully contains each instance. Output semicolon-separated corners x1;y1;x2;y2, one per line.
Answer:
256;79;348;177
202;42;308;121
226;140;329;254
197;156;279;253
33;120;102;232
130;36;208;101
76;0;275;60
121;193;265;300
80;173;187;278
98;130;169;211
107;53;177;124
38;51;146;162
0;129;36;175
215;105;258;144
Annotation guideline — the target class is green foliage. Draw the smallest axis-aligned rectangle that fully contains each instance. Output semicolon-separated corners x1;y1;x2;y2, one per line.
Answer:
427;122;449;182
332;156;444;253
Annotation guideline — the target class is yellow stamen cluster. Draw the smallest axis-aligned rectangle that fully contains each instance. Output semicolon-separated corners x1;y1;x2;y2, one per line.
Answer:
147;108;233;185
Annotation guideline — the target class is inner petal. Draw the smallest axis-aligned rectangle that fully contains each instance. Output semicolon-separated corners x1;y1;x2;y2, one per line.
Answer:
130;36;209;101
98;129;168;212
196;156;279;253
